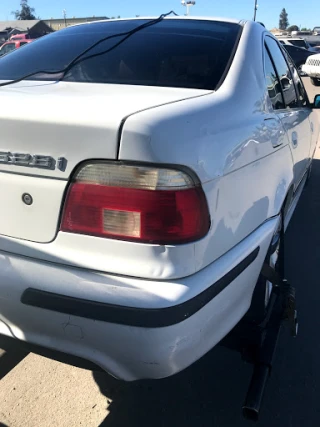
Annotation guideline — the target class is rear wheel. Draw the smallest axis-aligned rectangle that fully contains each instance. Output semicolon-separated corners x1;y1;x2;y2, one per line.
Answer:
311;77;320;86
245;219;282;325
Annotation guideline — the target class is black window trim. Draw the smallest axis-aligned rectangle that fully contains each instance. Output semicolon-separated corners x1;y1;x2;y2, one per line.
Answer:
215;23;243;90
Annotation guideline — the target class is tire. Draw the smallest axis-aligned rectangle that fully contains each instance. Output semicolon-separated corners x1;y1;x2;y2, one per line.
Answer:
311;77;320;86
245;219;282;325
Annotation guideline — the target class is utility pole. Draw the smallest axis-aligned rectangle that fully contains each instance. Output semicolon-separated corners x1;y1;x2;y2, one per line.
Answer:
253;0;258;21
63;9;67;27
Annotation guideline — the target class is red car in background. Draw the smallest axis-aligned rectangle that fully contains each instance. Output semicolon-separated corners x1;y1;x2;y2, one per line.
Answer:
0;39;33;57
10;33;34;41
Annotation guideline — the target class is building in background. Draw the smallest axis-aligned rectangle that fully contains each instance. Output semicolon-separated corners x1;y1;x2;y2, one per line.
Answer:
269;27;283;35
43;16;109;31
0;20;53;45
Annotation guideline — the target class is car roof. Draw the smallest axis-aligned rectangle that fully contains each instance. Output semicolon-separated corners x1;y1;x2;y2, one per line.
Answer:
70;16;244;28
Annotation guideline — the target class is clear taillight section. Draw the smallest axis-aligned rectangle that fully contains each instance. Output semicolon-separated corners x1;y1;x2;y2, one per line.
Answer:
60;163;210;244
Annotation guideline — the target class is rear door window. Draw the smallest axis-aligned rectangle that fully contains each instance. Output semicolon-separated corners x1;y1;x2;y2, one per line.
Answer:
265;36;299;109
0;20;241;90
264;47;285;110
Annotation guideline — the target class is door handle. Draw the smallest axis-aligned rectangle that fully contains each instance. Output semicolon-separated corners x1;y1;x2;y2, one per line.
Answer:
291;131;298;148
264;117;284;148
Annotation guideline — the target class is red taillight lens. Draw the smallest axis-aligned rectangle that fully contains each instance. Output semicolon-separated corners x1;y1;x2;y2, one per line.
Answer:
60;163;210;244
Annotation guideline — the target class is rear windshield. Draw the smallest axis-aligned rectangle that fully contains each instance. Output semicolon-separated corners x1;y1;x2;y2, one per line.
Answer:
0;19;241;90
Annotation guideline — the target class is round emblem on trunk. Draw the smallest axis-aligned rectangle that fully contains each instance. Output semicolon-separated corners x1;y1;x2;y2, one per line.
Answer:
22;193;33;206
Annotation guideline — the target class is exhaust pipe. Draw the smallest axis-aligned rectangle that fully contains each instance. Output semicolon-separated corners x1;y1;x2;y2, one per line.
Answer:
242;285;283;421
242;365;270;421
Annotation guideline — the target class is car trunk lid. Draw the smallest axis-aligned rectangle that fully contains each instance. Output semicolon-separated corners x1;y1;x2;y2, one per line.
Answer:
0;80;209;242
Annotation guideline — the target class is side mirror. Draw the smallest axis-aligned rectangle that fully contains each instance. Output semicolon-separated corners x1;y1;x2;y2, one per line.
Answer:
314;95;320;109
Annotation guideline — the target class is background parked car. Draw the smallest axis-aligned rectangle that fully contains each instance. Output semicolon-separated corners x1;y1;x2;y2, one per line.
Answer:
10;33;34;41
0;39;33;57
302;53;320;86
290;32;320;48
282;44;316;75
278;37;320;52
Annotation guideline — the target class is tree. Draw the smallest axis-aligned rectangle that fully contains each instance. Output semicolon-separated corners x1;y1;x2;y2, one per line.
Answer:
279;8;289;30
301;27;311;31
12;0;37;20
287;25;299;32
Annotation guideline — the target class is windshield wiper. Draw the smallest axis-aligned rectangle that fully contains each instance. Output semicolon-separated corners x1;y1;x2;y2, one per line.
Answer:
0;11;178;88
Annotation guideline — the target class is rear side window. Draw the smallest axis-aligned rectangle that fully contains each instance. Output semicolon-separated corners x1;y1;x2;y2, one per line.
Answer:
264;47;285;110
265;37;298;109
283;49;309;106
0;20;241;90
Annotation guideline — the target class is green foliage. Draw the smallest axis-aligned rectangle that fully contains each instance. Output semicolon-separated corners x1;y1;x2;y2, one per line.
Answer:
279;8;289;30
287;25;299;32
12;0;36;20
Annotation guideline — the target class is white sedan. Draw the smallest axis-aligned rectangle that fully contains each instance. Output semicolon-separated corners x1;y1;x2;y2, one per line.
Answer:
0;16;319;381
302;53;320;86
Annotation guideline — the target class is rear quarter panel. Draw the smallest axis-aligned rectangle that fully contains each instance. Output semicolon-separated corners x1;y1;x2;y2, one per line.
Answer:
118;22;294;275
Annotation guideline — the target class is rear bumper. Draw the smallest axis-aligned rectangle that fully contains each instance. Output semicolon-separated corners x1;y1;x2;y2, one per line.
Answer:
21;247;259;328
0;218;278;381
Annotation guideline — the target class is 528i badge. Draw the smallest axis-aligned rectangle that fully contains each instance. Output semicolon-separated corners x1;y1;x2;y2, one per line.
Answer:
0;152;67;171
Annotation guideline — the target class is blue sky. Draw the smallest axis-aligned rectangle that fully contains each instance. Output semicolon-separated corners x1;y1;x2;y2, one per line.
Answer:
0;0;318;30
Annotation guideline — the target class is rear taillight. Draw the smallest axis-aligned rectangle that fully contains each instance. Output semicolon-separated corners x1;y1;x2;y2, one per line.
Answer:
60;162;210;244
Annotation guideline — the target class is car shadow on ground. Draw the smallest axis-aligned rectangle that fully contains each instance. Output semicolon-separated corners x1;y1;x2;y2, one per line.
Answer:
93;159;320;427
94;348;255;427
93;346;252;427
0;350;28;381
